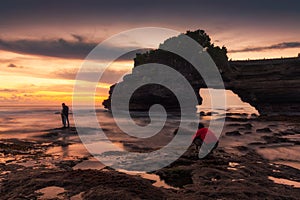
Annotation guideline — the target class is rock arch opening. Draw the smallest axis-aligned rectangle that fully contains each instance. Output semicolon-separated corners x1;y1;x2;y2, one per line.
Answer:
197;89;259;117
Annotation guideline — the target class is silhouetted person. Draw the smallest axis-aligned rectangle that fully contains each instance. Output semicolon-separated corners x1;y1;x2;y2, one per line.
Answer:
192;123;218;157
61;103;69;128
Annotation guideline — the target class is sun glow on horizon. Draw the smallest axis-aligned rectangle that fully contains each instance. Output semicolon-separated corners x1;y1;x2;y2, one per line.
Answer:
1;30;300;106
0;49;135;105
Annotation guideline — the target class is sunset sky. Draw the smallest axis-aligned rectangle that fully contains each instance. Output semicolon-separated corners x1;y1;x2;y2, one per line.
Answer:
1;0;300;106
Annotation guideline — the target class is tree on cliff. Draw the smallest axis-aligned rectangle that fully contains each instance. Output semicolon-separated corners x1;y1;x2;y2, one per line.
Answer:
134;29;228;69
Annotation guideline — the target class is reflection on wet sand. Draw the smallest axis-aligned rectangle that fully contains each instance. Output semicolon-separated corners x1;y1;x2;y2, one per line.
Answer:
118;170;179;190
46;143;90;160
269;176;300;188
73;157;105;170
36;186;66;200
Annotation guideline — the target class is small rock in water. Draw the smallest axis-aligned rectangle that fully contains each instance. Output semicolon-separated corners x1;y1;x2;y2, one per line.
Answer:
199;111;205;116
206;111;218;116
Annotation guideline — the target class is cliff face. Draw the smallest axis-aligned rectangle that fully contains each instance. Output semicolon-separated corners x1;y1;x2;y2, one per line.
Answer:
102;49;226;112
226;57;300;115
103;56;300;116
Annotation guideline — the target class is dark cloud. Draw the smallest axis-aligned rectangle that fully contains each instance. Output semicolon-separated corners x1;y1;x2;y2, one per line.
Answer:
0;89;18;93
7;63;23;68
0;36;151;60
0;0;299;32
54;68;131;84
71;34;85;42
229;42;300;53
1;0;299;21
0;37;96;59
0;1;299;61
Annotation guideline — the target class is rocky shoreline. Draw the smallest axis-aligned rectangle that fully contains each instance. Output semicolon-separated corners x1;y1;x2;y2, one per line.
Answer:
1;147;300;199
1;116;300;199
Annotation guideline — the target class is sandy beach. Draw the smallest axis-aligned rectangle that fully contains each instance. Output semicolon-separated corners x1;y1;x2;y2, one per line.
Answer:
1;108;299;199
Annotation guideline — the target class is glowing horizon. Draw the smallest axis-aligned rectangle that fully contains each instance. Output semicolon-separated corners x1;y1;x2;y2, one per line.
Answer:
1;1;300;105
1;39;299;106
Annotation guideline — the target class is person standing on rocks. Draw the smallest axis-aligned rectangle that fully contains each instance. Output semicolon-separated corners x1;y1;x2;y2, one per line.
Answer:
192;123;219;157
61;103;69;128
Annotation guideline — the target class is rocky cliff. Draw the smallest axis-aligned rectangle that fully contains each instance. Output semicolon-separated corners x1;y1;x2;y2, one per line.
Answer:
226;57;300;115
103;56;300;116
102;31;300;116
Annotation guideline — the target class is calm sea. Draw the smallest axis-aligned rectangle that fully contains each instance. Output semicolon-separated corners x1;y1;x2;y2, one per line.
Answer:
0;90;260;171
0;89;258;139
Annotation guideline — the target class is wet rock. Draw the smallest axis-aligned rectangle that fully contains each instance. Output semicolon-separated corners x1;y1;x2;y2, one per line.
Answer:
225;131;242;136
282;128;300;135
261;136;289;144
226;113;248;117
258;115;300;122
249;142;267;146
155;168;193;188
256;128;272;133
228;123;252;130
236;146;249;151
199;111;205;116
0;169;173;200
251;113;258;117
268;124;278;127
225;117;249;122
2;139;300;200
274;130;296;136
292;128;300;134
244;123;253;129
206;111;219;116
39;132;60;139
173;128;179;135
227;123;240;127
0;140;37;155
55;160;81;170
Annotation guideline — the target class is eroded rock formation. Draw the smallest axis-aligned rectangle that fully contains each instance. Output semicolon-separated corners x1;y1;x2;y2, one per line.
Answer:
226;57;300;115
102;30;300;116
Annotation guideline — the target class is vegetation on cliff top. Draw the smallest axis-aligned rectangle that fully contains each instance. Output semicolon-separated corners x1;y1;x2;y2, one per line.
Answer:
134;29;228;69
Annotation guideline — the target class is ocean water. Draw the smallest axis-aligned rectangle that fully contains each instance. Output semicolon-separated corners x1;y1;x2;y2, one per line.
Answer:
0;89;260;171
0;105;66;139
0;89;258;140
